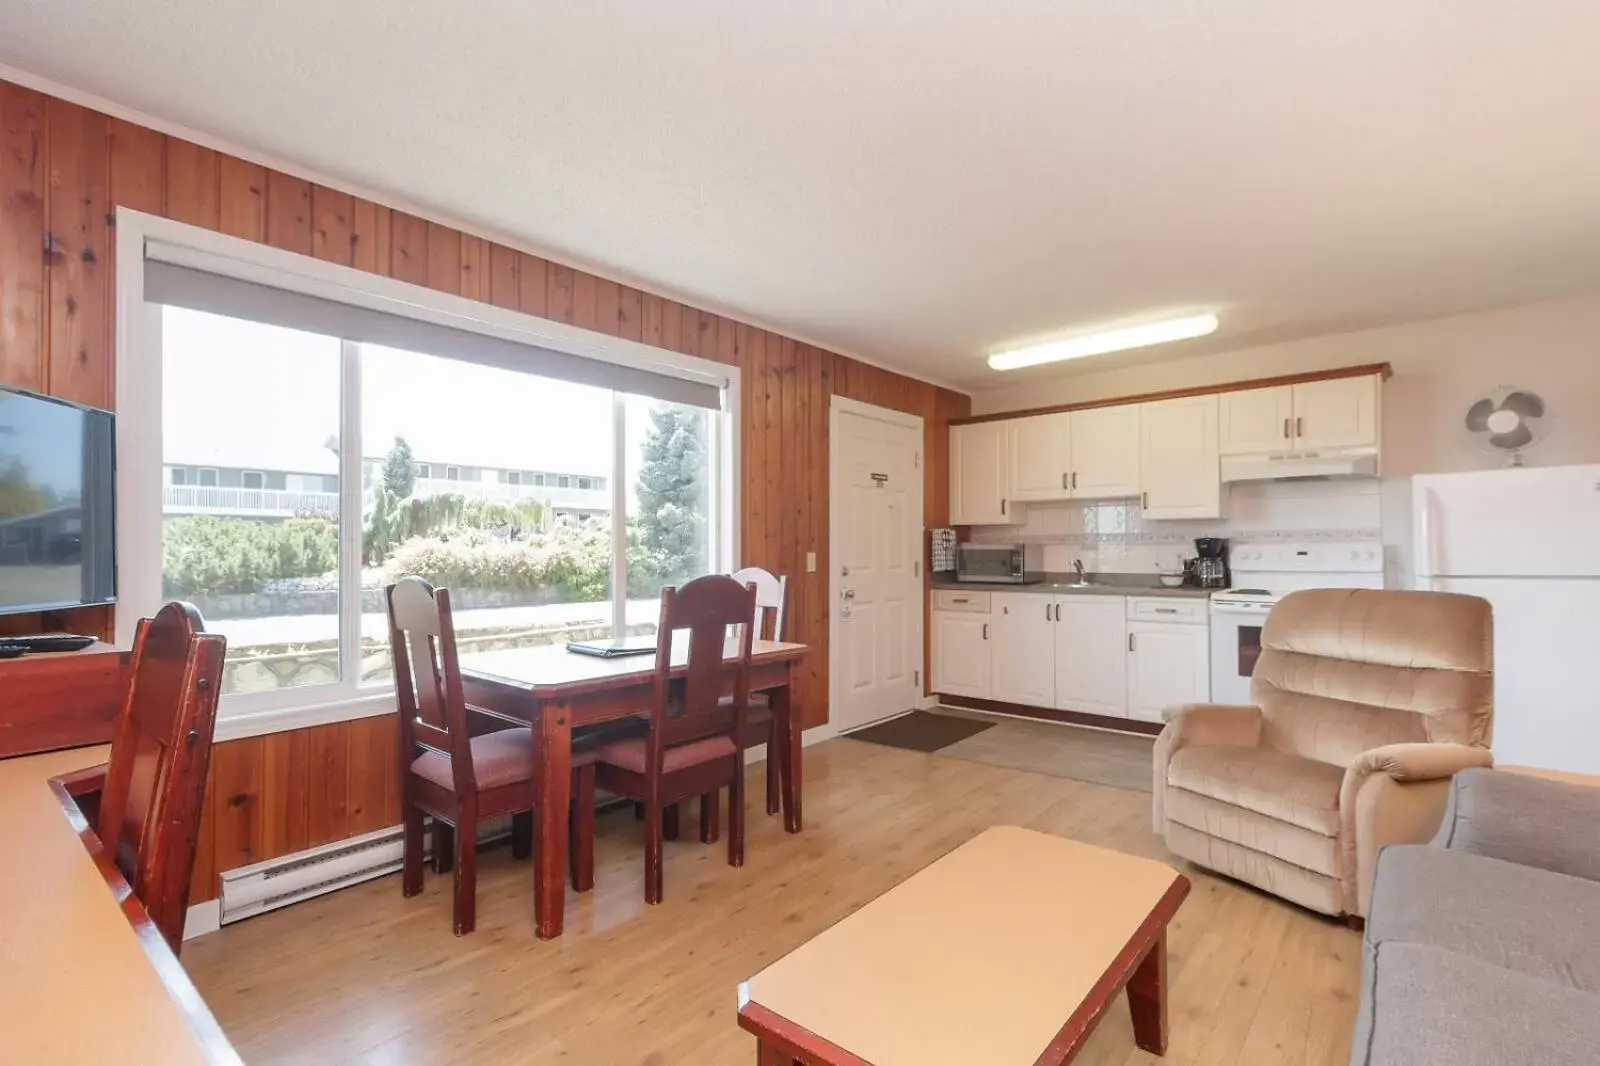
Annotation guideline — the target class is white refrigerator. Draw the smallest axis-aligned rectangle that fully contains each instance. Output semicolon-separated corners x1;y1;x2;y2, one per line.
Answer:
1414;463;1600;775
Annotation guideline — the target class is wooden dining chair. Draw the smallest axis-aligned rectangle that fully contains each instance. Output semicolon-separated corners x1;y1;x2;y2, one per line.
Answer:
93;602;226;956
387;576;598;934
590;575;758;904
732;565;788;817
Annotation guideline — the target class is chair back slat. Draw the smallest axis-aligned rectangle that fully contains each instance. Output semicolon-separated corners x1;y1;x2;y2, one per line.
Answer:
650;576;757;755
96;602;225;954
731;566;787;641
387;578;475;792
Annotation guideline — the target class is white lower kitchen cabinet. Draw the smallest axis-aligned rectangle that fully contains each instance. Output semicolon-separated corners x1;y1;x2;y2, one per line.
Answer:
1126;621;1211;723
989;592;1057;706
931;610;992;699
1054;597;1129;717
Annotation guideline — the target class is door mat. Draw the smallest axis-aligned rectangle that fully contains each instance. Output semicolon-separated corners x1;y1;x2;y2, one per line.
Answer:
843;710;995;753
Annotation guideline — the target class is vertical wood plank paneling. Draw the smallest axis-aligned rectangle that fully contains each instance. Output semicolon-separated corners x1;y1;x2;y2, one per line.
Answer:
217;157;266;241
661;300;683;354
350;197;390;276
518;253;549;318
265;171;313;254
459;234;488;302
261;728;312;857
305;722;351;848
641;292;664;346
163;138;219;228
546;263;574;323
0;82;47;391
389;211;429;284
617;285;643;342
571;270;598;330
777;336;799;623
762;333;783;571
488;243;520;310
424;223;461;295
107;119;165;215
594;277;620;337
346;714;400;836
44;99;110;407
811;351;835;727
311;185;355;266
210;735;265;872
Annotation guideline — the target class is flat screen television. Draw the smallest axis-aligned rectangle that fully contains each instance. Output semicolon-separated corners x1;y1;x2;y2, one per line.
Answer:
0;386;116;616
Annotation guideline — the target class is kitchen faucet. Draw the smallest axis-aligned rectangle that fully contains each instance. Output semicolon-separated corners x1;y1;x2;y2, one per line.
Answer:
1073;559;1085;581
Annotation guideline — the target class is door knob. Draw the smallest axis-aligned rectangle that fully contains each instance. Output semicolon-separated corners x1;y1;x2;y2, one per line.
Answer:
842;589;855;600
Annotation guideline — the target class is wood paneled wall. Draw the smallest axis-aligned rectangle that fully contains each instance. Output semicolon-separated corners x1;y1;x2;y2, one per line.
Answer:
0;79;970;897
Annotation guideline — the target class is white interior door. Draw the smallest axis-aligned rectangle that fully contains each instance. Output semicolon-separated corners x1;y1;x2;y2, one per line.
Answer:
831;401;925;733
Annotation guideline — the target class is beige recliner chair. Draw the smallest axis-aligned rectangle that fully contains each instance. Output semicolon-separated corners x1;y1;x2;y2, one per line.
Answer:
1153;588;1493;919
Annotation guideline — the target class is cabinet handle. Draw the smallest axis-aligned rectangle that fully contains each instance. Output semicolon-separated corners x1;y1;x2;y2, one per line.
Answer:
1072;471;1078;489
982;623;988;640
1155;607;1177;614
1283;417;1291;439
951;597;968;603
1046;603;1052;621
1141;491;1149;509
1001;498;1007;516
1062;472;1069;490
1128;633;1135;652
1296;416;1304;437
1054;603;1062;622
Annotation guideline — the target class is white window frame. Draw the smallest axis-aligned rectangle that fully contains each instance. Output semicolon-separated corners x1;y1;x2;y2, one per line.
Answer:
197;467;219;487
240;470;266;489
415;462;431;479
444;465;461;481
169;467;187;486
115;209;740;741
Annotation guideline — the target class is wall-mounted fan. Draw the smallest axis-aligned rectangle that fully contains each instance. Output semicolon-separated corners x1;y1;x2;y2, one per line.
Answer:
1465;388;1548;466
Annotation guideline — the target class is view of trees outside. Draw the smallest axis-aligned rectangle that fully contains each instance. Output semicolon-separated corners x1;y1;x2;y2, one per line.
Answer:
159;308;717;696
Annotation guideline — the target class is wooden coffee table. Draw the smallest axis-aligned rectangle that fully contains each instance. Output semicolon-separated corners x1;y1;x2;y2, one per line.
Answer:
737;826;1189;1065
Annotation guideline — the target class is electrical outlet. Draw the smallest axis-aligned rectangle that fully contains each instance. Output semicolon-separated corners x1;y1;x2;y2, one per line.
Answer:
805;551;817;573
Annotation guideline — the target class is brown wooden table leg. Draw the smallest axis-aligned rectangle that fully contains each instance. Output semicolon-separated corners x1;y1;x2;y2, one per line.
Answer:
535;700;573;939
1127;929;1168;1055
772;675;802;833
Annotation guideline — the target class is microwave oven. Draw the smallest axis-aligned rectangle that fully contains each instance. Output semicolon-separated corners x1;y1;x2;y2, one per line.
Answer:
956;543;1031;584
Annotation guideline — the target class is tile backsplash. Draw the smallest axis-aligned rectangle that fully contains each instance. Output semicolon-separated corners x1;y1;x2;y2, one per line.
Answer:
969;480;1383;575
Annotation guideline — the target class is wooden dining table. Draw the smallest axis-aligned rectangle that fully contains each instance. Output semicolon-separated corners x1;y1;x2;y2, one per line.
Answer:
459;636;809;939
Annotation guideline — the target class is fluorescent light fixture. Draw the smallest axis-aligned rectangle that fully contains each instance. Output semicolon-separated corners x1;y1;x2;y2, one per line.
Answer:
987;312;1219;371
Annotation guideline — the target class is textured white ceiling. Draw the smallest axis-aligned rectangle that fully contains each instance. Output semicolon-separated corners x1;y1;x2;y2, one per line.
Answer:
5;2;1600;390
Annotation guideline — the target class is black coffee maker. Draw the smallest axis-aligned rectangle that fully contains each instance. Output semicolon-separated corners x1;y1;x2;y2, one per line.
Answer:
1191;537;1229;588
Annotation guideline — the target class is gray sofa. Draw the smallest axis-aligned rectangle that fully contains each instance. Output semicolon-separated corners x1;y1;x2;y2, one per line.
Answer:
1352;768;1600;1065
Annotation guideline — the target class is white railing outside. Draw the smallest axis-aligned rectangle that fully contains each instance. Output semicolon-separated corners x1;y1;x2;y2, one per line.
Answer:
164;485;341;517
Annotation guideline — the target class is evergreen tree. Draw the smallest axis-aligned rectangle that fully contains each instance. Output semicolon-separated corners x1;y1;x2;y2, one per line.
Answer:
381;437;416;498
634;405;707;587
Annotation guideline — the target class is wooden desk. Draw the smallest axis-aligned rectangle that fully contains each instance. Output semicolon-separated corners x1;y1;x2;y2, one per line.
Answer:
738;826;1190;1065
460;637;808;939
0;746;240;1064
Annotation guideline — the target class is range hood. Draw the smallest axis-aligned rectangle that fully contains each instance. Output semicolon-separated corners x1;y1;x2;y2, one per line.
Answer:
1221;451;1379;483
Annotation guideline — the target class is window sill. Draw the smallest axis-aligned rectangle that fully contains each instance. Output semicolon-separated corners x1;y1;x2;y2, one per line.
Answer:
213;691;396;744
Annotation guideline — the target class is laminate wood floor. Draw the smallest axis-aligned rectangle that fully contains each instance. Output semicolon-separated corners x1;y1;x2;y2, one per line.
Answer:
182;738;1361;1066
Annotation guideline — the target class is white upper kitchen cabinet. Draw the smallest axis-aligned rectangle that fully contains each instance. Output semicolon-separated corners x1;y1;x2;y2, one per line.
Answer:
1069;405;1141;499
1139;395;1221;520
1219;385;1295;456
989;593;1057;706
1053;597;1129;717
950;421;1021;524
1007;412;1073;502
1291;375;1379;451
931;611;991;699
1126;623;1211;723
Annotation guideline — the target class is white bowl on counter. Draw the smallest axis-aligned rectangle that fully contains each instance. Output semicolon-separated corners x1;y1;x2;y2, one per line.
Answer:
1157;573;1186;588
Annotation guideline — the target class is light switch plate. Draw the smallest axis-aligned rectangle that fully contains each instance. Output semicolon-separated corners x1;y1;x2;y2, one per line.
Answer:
805;551;817;572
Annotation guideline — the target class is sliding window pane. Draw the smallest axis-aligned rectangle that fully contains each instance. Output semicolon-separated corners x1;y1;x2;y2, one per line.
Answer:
624;395;714;627
159;307;342;695
360;345;614;679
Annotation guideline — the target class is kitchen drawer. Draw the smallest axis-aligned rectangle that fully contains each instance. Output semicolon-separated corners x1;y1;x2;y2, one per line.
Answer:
1127;597;1207;624
933;590;992;613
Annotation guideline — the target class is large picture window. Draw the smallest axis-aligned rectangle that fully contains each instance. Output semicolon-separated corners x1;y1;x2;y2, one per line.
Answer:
127;226;734;723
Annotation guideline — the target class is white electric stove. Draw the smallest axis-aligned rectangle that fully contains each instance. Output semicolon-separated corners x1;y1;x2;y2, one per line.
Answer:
1209;541;1384;703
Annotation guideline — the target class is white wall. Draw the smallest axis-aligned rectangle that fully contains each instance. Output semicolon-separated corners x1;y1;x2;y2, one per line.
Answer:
971;293;1600;478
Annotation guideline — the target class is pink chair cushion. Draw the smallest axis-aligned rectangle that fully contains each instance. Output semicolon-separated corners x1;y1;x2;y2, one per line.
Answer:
411;728;534;792
592;734;739;775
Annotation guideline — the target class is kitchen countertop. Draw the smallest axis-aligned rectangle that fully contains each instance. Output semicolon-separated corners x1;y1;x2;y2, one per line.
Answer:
932;573;1215;599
